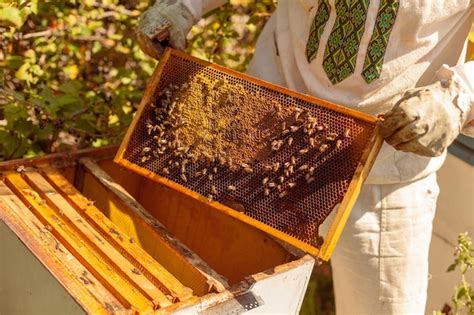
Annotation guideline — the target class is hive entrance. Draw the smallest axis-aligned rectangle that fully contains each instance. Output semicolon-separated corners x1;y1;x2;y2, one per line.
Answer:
116;48;380;256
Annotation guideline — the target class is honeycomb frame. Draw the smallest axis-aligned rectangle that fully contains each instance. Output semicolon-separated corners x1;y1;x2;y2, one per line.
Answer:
115;48;383;260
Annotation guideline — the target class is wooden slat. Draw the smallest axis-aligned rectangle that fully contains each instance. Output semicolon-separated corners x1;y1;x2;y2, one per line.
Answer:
3;173;157;313
79;158;229;294
0;182;126;314
43;169;194;302
23;171;173;309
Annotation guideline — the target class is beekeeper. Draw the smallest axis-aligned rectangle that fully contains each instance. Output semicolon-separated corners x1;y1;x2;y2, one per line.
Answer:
137;1;474;314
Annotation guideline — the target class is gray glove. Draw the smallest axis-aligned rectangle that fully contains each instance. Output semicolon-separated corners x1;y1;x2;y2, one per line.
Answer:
137;0;196;59
379;80;468;157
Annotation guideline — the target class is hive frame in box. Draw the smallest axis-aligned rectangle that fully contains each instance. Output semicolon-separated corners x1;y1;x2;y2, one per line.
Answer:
115;48;383;260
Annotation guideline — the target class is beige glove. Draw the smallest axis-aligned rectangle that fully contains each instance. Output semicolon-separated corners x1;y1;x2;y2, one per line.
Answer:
379;80;469;157
137;0;196;59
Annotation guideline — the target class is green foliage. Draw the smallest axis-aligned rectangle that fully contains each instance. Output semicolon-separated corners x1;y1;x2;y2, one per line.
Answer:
0;0;275;161
300;264;335;315
448;232;474;314
0;0;155;160
187;0;276;72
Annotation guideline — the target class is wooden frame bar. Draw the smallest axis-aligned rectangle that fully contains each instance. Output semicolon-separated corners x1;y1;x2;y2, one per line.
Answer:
40;170;194;302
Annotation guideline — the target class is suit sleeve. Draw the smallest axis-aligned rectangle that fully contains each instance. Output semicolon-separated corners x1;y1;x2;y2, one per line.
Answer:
436;61;474;137
183;0;228;21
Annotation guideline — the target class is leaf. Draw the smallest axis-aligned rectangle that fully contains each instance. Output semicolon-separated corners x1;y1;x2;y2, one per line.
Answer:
0;7;23;27
447;263;457;272
15;63;33;82
456;287;467;300
63;65;79;80
59;81;83;94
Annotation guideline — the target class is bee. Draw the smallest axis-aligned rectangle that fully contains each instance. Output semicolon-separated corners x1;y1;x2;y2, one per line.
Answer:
208;174;214;181
299;148;309;155
141;156;150;163
211;185;218;195
291;156;297;165
306;177;315;184
241;163;250;169
299;164;309;171
264;165;274;172
288;137;294;146
273;162;281;172
213;167;218;174
264;188;271;196
227;185;236;192
142;147;151;153
272;140;283;151
295;112;301;121
243;167;253;174
180;174;187;182
309;138;316;147
202;168;208;176
279;191;288;198
268;182;276;188
336;139;343;148
288;165;294;173
319;144;329;153
288;182;296;189
344;128;351;138
290;125;299;132
262;177;269;185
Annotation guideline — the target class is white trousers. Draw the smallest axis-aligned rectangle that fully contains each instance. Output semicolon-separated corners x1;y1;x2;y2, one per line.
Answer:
320;173;439;315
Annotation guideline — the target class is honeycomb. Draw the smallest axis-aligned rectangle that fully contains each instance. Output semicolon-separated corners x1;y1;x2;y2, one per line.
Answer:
118;50;377;249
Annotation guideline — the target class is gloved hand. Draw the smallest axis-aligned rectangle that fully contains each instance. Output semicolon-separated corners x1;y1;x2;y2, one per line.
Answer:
137;0;196;59
379;80;469;157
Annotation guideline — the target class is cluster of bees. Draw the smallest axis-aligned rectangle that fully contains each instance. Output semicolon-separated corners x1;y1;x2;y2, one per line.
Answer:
139;82;351;202
257;108;350;199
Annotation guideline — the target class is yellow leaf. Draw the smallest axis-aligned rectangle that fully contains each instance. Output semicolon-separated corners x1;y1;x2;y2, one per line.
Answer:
108;114;119;126
63;65;79;80
15;63;33;82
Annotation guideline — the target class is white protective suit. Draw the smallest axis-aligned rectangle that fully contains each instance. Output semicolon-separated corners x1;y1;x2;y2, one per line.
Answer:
140;1;474;314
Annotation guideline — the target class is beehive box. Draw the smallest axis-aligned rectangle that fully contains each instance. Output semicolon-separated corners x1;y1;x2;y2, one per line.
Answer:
115;48;383;259
0;147;315;314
